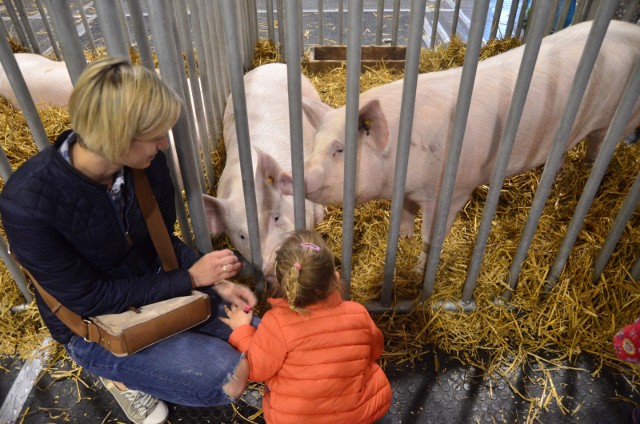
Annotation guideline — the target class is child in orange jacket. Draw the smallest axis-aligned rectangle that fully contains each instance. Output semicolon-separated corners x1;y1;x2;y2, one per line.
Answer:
221;229;392;423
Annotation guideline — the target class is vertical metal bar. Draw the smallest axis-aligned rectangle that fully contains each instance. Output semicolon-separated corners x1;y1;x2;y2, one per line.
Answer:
0;236;34;303
212;0;231;98
381;0;427;307
94;0;130;58
277;0;286;58
251;0;259;55
0;147;14;181
147;0;212;253
114;0;133;47
580;0;594;22
489;0;504;40
35;0;62;60
43;0;87;84
0;22;52;152
624;0;640;22
544;0;561;36
451;0;462;37
4;0;30;49
219;0;264;287
125;0;154;70
506;1;619;290
631;255;640;282
430;0;441;49
338;0;344;45
174;1;216;191
284;0;307;231
190;0;220;148
341;0;363;296
319;0;324;45
556;0;573;31
391;0;400;45
266;0;275;43
522;0;537;42
548;60;640;286
376;0;384;45
75;0;97;54
461;0;553;303
505;0;521;37
14;0;42;53
515;0;528;38
421;0;490;300
593;169;640;282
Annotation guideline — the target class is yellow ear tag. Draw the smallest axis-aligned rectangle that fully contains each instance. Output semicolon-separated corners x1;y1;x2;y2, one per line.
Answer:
266;176;274;185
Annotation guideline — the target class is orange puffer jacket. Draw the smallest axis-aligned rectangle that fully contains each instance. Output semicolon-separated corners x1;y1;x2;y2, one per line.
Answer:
229;290;392;424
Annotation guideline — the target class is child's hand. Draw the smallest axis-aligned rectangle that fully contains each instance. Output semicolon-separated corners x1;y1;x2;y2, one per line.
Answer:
220;304;253;330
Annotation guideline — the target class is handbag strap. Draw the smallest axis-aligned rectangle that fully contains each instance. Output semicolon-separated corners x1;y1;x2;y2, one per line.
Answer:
132;169;178;271
21;168;179;340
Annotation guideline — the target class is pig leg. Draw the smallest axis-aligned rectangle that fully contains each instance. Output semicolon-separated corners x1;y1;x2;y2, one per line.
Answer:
584;129;608;162
400;198;420;238
413;191;472;274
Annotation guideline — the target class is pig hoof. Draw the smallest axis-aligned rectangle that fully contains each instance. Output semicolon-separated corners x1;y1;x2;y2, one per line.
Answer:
413;253;427;275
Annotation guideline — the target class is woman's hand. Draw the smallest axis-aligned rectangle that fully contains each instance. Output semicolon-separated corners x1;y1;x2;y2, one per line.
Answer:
220;303;254;330
213;280;257;310
188;249;242;288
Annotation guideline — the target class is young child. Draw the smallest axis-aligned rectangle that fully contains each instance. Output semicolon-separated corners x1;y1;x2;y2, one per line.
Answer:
221;229;392;423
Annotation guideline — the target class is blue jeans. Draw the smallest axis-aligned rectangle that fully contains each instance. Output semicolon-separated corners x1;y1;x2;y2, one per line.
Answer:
65;296;259;407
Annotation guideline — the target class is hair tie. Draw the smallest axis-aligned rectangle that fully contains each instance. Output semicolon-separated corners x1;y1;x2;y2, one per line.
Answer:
293;262;302;270
300;243;320;251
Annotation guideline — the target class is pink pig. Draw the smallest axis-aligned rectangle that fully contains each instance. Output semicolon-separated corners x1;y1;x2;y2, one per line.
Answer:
0;53;72;109
280;20;640;273
203;63;324;281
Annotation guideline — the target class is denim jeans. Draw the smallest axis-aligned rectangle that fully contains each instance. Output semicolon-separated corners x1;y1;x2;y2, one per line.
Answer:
65;296;259;407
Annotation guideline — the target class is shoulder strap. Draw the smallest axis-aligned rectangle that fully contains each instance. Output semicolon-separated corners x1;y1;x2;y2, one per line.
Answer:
20;168;179;340
132;169;178;271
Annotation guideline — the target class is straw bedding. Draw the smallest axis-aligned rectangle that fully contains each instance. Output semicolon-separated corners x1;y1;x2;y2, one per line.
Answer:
0;36;639;421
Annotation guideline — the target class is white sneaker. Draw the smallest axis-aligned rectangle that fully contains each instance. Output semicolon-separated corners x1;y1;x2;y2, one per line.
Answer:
100;377;169;424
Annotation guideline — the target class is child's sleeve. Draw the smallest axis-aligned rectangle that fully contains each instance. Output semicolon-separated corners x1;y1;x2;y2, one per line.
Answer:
229;312;288;381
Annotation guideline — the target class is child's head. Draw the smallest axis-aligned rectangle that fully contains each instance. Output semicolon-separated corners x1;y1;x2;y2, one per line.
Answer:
273;230;342;310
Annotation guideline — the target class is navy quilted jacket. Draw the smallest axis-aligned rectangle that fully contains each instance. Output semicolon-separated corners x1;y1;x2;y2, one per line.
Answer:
0;130;200;344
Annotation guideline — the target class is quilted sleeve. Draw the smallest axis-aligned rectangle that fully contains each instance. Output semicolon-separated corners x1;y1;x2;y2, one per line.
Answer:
369;313;385;361
229;312;287;382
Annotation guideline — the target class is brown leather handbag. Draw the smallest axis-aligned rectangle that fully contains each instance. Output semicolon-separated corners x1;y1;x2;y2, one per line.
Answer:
24;169;211;356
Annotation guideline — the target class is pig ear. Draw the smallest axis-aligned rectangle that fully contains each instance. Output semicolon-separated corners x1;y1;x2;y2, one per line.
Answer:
358;99;389;153
202;194;228;237
254;147;286;194
301;96;333;130
278;172;293;196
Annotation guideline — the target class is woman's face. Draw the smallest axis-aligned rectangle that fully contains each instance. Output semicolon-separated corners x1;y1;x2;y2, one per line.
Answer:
121;134;169;169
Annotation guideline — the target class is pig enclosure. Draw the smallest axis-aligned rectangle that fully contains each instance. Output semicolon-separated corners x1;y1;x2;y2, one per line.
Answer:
1;0;640;423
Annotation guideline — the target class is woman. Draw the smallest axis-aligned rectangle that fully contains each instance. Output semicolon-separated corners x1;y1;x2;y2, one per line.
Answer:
0;56;256;424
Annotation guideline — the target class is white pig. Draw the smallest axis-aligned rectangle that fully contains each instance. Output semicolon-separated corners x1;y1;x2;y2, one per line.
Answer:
203;63;325;281
279;20;640;273
0;53;72;109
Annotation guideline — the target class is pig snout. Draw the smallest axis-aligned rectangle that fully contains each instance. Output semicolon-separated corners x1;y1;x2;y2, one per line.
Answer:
278;168;326;202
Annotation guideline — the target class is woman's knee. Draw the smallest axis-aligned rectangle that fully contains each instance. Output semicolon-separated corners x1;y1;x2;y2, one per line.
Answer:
222;357;249;400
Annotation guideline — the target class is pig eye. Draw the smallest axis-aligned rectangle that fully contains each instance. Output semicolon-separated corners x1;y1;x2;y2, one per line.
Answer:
274;215;279;222
332;140;344;156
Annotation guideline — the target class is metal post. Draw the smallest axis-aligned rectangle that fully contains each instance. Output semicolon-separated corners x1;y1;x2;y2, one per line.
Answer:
340;0;363;296
460;0;553;303
548;60;640;288
220;0;264;288
376;0;427;311
43;0;87;84
422;0;490;300
147;0;212;253
94;0;130;58
0;22;51;152
506;1;619;290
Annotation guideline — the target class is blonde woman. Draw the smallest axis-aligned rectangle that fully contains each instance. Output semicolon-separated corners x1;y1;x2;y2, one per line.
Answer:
0;56;256;424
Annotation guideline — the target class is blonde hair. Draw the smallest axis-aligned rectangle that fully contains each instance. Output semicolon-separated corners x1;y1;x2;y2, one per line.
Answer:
68;56;182;162
273;230;343;311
